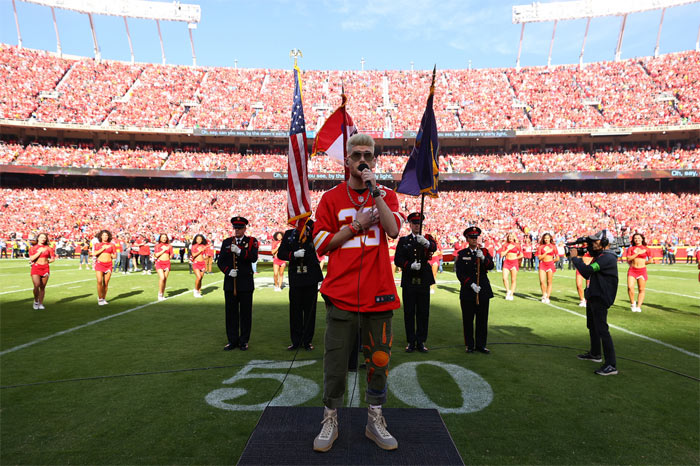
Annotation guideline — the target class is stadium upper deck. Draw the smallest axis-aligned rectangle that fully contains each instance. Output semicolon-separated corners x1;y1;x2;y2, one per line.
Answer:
1;44;698;133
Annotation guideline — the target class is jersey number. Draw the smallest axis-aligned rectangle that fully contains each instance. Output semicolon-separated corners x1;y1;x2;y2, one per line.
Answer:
338;208;380;248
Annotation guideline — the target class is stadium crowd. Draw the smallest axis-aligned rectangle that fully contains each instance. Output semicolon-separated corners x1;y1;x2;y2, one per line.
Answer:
2;188;698;251
2;139;697;172
2;44;697;131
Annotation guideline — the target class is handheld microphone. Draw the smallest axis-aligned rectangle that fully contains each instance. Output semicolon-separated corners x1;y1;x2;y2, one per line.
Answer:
357;163;373;191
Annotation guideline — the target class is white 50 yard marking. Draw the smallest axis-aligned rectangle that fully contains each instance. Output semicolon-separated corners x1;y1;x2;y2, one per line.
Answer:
391;361;493;414
205;359;319;411
205;360;493;414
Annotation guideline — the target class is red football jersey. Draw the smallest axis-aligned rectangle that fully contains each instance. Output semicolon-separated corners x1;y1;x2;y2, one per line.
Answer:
138;241;150;255
314;183;402;313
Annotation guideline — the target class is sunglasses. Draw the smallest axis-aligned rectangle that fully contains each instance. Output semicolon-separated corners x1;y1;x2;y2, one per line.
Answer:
348;151;376;162
409;220;421;225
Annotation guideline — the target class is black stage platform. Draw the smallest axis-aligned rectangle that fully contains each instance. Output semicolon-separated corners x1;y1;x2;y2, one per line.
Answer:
237;406;464;465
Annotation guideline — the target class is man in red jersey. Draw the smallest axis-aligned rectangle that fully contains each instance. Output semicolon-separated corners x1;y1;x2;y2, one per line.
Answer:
312;134;402;453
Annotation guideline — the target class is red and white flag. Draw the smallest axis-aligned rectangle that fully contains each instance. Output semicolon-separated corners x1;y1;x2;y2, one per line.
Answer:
287;65;311;230
311;91;357;176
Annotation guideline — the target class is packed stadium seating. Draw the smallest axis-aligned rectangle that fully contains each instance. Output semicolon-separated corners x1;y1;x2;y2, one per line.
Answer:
2;139;697;172
2;44;697;131
2;188;698;248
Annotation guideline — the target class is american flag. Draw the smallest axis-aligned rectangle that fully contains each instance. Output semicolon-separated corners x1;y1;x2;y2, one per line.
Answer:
287;65;312;229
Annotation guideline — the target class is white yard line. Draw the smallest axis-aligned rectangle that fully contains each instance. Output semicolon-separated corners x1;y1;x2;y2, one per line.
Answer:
617;284;700;300
0;280;223;356
489;284;700;359
435;279;698;359
648;275;695;281
0;275;128;296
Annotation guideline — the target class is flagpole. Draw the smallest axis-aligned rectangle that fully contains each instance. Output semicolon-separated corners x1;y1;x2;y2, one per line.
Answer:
419;192;425;236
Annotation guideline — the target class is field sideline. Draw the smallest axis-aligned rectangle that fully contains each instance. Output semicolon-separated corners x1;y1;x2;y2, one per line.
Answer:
1;258;698;464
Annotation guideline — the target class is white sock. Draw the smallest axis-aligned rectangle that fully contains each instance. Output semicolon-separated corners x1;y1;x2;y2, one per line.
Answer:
369;404;381;410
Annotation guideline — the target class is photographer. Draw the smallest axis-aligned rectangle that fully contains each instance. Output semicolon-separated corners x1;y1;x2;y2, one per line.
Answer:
570;231;619;376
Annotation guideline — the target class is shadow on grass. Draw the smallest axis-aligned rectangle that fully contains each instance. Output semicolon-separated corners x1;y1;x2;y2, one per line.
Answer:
642;302;699;316
167;288;188;297
57;293;92;304
436;284;459;295
3;297;35;307
201;286;219;296
111;290;144;301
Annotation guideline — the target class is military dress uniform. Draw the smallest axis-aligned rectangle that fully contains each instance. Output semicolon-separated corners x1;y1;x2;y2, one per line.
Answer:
455;226;494;353
394;213;437;352
278;221;324;350
217;217;259;351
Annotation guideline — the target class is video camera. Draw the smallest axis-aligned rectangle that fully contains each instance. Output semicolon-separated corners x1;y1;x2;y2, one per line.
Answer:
565;237;589;257
566;230;621;256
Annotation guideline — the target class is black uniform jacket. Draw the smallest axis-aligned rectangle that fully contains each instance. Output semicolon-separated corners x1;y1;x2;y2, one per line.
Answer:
217;235;259;293
394;233;437;288
455;247;495;301
277;228;323;287
571;250;618;307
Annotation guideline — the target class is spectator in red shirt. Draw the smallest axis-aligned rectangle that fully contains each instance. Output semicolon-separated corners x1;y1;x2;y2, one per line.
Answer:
138;236;152;274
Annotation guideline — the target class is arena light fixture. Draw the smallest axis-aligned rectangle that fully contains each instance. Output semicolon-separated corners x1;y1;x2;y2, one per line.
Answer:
17;0;201;64
512;0;700;67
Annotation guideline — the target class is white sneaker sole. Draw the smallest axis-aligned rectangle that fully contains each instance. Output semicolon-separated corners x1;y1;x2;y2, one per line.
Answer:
365;427;398;450
313;430;338;452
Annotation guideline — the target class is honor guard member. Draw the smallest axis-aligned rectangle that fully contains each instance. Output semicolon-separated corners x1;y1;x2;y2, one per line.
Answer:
456;226;495;354
217;216;259;351
278;220;324;351
394;212;437;353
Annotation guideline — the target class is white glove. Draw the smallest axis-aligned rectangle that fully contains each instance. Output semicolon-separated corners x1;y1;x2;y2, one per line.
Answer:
415;235;430;248
470;283;481;293
410;260;421;271
293;249;305;258
475;249;485;260
230;244;241;255
228;269;238;278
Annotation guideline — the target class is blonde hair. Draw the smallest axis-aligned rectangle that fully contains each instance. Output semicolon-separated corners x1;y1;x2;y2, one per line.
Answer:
346;133;375;155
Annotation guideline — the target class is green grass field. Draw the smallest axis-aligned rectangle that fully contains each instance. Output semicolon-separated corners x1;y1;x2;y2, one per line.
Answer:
1;258;698;465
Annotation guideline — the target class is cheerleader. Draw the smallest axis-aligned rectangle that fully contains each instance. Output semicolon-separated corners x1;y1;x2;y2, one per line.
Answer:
575;250;593;307
500;232;523;300
626;233;651;312
190;234;208;298
429;236;443;294
28;233;55;309
537;233;559;304
153;233;173;301
93;230;116;305
388;237;398;275
271;231;286;291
